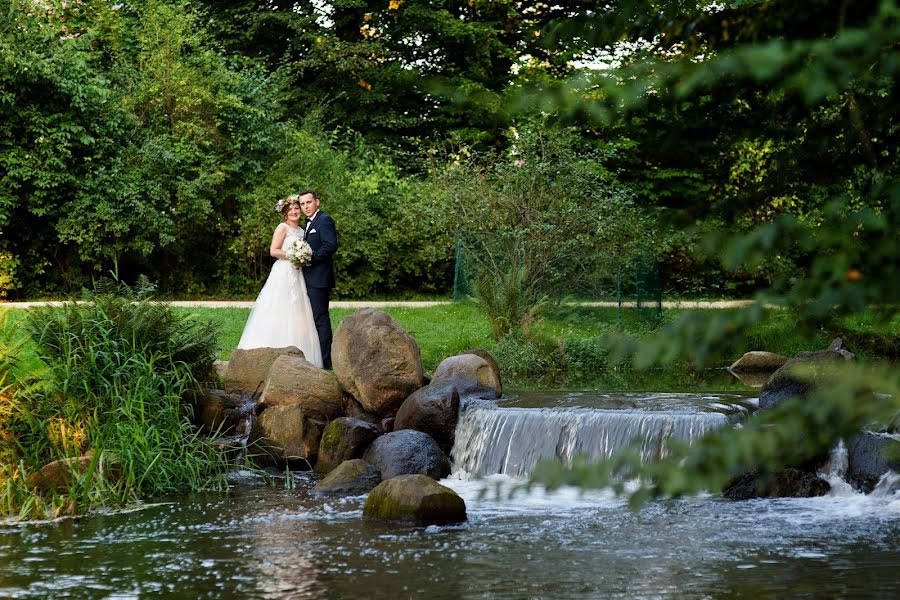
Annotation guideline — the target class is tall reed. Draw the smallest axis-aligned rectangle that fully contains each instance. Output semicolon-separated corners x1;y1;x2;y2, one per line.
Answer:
0;280;228;519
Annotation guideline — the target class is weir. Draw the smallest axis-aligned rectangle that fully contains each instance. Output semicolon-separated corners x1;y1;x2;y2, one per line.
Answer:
451;405;729;478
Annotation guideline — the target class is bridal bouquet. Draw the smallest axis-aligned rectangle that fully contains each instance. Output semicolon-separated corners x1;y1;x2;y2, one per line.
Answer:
286;239;313;268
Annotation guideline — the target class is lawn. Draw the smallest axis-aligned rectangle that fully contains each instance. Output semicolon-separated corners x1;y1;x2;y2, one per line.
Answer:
4;302;897;392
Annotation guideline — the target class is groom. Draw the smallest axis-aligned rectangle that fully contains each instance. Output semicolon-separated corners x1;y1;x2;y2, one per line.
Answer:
298;190;337;369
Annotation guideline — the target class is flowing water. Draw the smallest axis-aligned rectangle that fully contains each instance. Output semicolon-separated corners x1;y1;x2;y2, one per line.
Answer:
1;392;898;599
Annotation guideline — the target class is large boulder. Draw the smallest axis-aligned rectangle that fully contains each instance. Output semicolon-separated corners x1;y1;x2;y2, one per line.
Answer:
259;355;343;421
461;348;502;390
846;431;900;492
225;347;303;392
394;382;460;453
759;338;854;410
431;353;501;399
332;309;425;416
722;469;831;500
362;430;450;480
363;474;467;525
728;351;789;372
192;388;256;436
315;417;381;473
248;405;324;468
313;459;382;496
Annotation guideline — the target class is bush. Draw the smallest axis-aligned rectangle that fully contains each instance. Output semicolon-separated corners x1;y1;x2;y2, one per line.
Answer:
0;279;228;519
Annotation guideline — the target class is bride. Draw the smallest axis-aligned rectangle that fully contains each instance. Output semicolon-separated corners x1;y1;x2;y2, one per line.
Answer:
236;195;323;368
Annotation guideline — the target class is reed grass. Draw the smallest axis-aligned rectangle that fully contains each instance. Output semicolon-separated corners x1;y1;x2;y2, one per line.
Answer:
0;282;229;519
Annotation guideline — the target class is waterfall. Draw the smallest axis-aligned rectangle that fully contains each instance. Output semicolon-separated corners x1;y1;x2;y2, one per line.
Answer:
451;406;729;478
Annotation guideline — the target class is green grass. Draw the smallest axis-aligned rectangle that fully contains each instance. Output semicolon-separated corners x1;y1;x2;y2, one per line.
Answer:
173;303;492;371
165;302;898;392
6;302;897;393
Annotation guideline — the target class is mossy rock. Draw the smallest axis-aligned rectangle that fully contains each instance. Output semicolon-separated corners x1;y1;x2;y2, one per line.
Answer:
313;459;382;496
315;418;380;473
363;474;466;525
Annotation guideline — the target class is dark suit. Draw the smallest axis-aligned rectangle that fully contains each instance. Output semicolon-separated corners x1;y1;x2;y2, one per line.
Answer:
302;210;337;368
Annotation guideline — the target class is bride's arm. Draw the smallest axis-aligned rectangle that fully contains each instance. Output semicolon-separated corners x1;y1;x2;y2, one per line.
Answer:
269;224;288;259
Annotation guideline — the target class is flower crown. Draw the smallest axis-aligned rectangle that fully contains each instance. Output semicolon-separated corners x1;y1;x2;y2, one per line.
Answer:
275;194;300;213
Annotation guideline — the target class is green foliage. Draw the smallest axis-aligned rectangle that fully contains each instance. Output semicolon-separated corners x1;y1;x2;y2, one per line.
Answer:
197;0;600;154
444;124;653;335
0;0;288;296
498;0;900;502
0;279;227;519
229;121;456;297
473;265;544;340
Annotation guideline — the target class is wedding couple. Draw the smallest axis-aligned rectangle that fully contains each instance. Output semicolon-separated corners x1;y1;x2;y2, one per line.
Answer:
237;190;336;370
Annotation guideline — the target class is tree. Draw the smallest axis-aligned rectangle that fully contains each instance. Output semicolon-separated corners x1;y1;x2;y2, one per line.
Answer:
194;1;603;156
503;0;900;501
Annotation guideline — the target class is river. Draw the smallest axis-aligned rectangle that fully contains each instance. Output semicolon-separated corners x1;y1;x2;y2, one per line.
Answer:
1;392;897;598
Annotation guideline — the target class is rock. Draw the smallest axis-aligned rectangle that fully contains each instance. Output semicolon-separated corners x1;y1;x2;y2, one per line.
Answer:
362;430;450;480
846;431;900;492
380;417;395;433
248;405;325;468
722;468;831;500
728;351;789;372
343;396;381;425
727;370;775;388
394;382;460;453
315;418;381;473
28;452;120;495
313;459;382;496
461;348;502;391
214;435;248;464
363;474;467;525
213;360;228;383
193;388;256;436
431;353;501;399
332;309;425;416
758;338;854;410
259;355;343;421
225;347;303;392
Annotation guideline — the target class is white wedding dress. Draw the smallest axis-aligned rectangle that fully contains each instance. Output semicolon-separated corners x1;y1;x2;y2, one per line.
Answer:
237;224;323;368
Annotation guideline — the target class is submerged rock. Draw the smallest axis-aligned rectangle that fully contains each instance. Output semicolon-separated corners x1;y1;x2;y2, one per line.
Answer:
363;474;466;525
225;347;303;392
722;469;831;500
314;459;382;496
394;382;460;453
362;430;450;480
332;309;425;416
846;431;900;492
315;417;380;473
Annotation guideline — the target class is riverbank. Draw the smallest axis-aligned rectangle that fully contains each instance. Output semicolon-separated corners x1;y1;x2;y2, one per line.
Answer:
4;301;896;391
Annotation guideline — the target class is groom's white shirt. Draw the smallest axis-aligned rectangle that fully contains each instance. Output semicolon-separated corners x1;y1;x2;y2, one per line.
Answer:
305;209;320;235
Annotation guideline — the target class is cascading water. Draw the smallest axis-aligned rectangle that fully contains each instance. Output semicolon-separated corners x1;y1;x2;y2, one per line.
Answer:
451;403;729;478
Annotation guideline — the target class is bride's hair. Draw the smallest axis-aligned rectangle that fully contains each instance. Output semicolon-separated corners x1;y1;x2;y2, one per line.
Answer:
275;194;300;215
